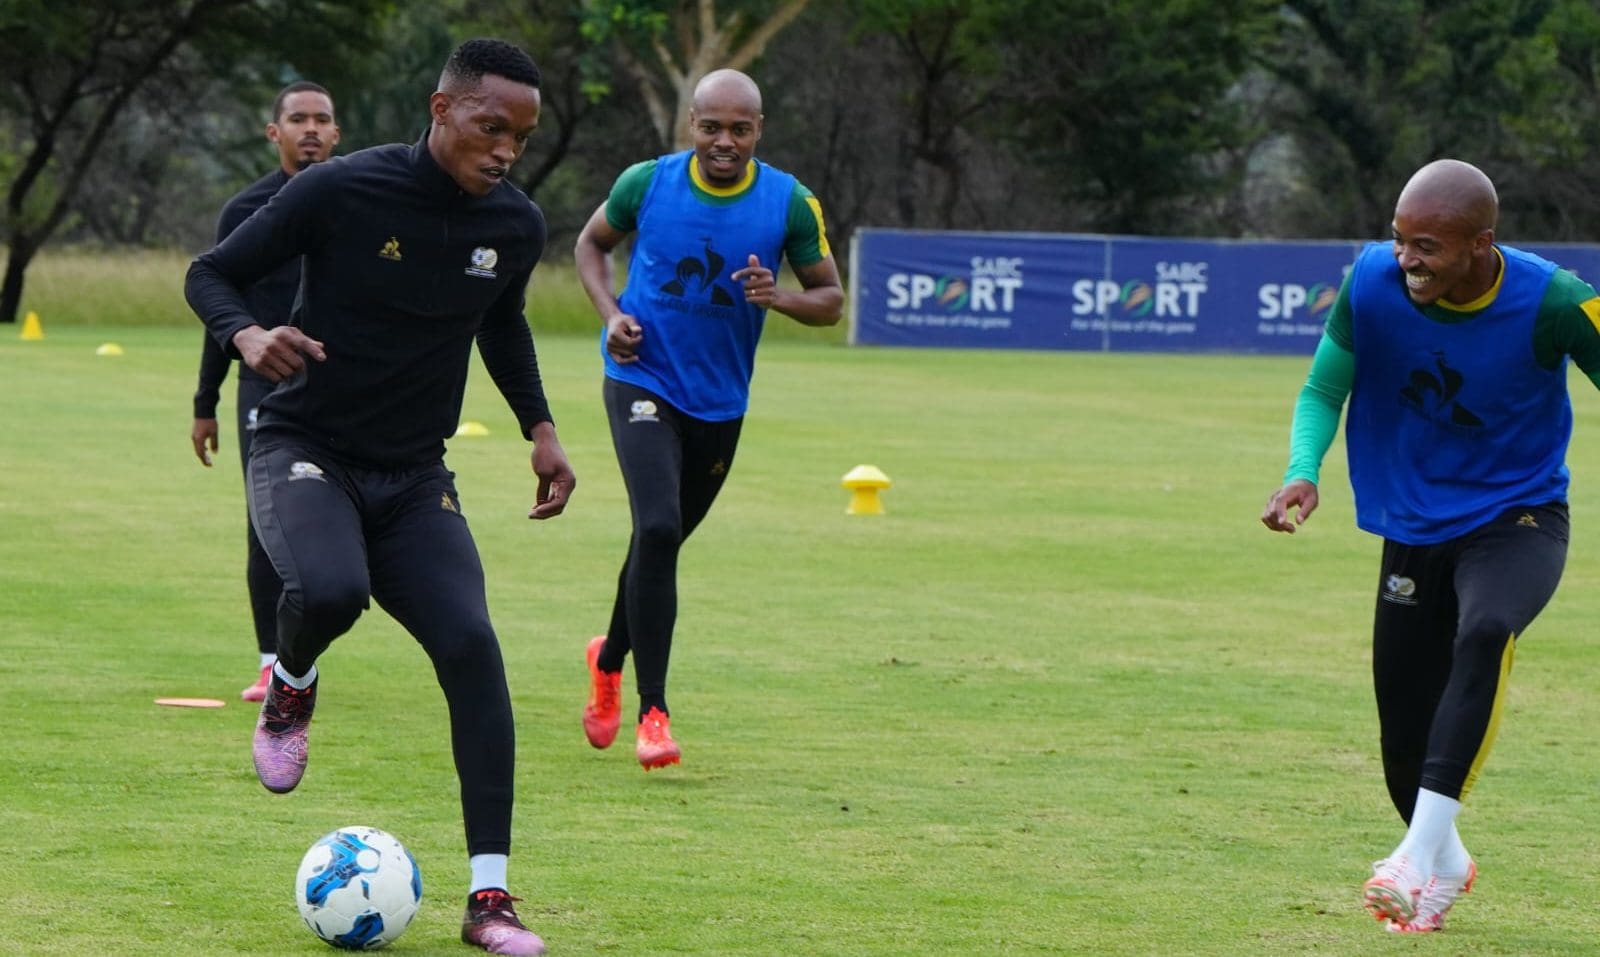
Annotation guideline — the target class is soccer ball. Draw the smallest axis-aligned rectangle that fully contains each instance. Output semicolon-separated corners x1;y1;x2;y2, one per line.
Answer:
295;826;423;949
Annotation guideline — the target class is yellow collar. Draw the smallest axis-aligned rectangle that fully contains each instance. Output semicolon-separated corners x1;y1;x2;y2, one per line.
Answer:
689;155;756;196
1436;247;1504;312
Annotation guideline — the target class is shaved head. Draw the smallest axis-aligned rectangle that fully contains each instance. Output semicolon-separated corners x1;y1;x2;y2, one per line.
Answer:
1390;159;1502;306
692;69;762;114
1395;159;1498;235
687;69;764;187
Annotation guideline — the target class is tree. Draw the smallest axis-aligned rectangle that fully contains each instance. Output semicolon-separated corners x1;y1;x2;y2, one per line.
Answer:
0;0;390;324
836;0;1011;230
1493;0;1600;239
1258;0;1559;239
584;0;814;151
996;0;1274;235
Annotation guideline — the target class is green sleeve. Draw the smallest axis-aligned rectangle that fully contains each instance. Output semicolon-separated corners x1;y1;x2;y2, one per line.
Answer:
1284;333;1354;485
1322;272;1354;350
603;160;658;232
783;181;830;267
1531;269;1600;394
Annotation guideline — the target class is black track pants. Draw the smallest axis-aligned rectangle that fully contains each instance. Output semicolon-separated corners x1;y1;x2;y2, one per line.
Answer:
597;379;742;716
1372;503;1568;820
248;442;516;855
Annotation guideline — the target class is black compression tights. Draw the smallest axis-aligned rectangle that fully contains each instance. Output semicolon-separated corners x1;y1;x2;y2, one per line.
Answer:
598;379;742;718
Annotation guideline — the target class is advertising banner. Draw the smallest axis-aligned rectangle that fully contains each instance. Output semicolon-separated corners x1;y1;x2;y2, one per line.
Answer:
848;229;1600;355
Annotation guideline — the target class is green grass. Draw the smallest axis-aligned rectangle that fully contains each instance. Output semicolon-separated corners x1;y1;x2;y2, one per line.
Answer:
6;317;1600;955
11;245;846;343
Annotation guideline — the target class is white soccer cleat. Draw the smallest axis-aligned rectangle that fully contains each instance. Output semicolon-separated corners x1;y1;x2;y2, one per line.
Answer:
1363;855;1425;925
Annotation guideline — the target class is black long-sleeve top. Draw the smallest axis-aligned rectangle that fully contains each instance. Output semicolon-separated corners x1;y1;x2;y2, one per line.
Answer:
192;168;295;419
185;134;553;468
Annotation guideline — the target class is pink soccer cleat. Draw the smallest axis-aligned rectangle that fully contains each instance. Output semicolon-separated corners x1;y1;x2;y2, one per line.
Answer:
252;675;315;793
461;889;546;955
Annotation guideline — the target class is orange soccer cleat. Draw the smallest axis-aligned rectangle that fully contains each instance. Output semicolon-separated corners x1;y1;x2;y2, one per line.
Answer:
635;706;681;770
582;635;622;749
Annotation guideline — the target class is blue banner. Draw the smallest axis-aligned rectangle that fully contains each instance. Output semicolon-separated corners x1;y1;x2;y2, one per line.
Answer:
848;229;1600;354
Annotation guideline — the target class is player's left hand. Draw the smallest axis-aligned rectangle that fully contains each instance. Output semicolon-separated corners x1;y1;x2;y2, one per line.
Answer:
191;417;219;467
732;254;776;308
1261;479;1318;533
528;424;575;520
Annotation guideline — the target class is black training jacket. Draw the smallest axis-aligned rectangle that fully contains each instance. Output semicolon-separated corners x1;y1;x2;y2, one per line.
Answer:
186;133;552;468
193;168;294;419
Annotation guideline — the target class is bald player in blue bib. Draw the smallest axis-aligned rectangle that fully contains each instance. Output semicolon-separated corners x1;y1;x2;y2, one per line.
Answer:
1262;158;1600;934
573;68;843;770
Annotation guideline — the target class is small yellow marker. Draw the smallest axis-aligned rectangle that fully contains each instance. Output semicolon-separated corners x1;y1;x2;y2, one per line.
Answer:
95;342;124;356
841;464;891;515
454;421;490;437
20;310;44;340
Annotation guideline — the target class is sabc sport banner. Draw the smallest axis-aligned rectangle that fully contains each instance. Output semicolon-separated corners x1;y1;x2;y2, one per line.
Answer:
847;228;1600;354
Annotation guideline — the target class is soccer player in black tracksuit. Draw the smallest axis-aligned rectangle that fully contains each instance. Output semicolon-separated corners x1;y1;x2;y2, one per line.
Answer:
185;40;569;957
190;81;339;705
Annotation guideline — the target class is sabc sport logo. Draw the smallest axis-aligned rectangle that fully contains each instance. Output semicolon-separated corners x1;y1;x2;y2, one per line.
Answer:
1070;262;1209;318
884;257;1024;314
1068;264;1338;324
882;254;1339;328
1257;281;1338;320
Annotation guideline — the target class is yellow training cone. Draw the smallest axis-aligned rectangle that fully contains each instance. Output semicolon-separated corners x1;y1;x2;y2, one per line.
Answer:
95;342;124;356
19;311;43;340
454;421;490;437
841;464;891;515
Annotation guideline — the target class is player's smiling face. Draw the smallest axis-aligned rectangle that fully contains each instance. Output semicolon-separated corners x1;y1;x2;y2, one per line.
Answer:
429;74;540;197
689;100;761;188
1390;200;1488;306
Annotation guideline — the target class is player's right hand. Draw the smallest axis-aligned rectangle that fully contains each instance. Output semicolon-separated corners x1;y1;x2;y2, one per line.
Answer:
233;325;327;382
604;312;642;364
191;417;219;467
1261;479;1318;533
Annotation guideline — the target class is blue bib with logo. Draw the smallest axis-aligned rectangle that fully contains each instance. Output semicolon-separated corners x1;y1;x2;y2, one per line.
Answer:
604;151;795;420
1345;241;1568;544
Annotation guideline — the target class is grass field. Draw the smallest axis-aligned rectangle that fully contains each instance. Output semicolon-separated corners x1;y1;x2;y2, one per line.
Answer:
7;305;1600;954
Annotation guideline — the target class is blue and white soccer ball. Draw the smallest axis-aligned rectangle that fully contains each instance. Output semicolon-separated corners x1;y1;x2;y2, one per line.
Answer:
295;826;423;949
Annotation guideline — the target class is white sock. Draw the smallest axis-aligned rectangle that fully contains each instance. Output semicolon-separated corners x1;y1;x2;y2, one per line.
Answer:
273;661;317;690
259;653;277;669
468;854;509;894
1435;823;1473;879
1393;788;1462;875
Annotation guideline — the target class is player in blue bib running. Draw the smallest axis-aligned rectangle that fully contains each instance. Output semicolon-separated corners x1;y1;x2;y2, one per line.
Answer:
573;68;843;770
1262;159;1600;933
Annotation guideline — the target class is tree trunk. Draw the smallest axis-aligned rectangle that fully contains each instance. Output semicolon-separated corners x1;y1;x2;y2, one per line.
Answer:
0;236;39;325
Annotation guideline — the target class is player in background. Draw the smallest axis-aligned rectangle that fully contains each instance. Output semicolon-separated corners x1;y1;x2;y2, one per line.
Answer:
1261;158;1600;933
187;39;571;956
191;81;339;703
572;68;842;770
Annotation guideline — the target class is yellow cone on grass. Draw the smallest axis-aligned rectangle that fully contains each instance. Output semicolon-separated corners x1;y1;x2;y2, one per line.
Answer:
454;421;490;437
95;342;124;356
841;464;891;515
20;311;43;340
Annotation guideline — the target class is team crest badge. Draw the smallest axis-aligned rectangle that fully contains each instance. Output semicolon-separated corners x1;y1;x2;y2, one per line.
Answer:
288;461;326;482
466;247;498;279
1382;574;1418;605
